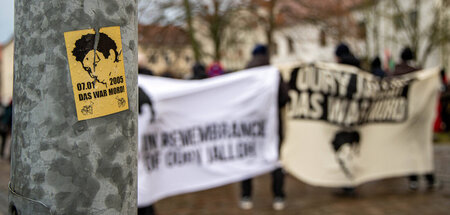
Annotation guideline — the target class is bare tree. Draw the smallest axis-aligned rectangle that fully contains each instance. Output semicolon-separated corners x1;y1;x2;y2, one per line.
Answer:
418;0;450;66
287;0;363;41
183;0;202;62
139;0;251;63
378;0;450;66
244;0;278;57
248;0;363;57
139;0;203;63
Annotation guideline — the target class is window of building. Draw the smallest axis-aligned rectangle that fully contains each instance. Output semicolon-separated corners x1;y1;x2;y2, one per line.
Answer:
164;52;171;65
319;29;327;47
287;36;295;54
149;54;158;64
238;49;243;58
393;13;404;30
357;21;367;39
271;42;278;56
409;10;418;25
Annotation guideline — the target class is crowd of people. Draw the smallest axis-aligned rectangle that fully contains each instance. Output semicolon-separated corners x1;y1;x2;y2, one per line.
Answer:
137;42;448;215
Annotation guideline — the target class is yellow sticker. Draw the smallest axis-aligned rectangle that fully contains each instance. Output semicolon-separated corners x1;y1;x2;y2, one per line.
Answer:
64;26;129;120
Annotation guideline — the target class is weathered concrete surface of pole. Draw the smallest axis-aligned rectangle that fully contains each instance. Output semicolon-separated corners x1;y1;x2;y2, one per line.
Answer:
10;0;137;214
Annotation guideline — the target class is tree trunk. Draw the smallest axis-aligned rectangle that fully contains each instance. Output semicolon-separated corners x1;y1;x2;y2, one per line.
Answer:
266;0;278;60
184;0;202;63
212;0;222;61
10;0;138;214
412;0;421;64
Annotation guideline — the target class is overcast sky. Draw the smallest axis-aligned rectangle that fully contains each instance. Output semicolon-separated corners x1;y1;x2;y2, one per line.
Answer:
0;1;246;44
0;0;14;45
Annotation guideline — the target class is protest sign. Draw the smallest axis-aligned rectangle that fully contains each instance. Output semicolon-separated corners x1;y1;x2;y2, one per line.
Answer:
138;66;280;206
282;62;440;187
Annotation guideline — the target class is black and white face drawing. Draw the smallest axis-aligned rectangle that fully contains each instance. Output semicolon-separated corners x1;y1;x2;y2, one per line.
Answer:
72;32;121;87
331;130;361;179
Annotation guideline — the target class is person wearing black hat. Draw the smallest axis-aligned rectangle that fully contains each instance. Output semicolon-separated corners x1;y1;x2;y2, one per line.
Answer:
239;44;289;211
391;47;440;191
190;62;208;80
335;43;361;68
333;43;361;197
370;57;386;78
246;44;270;68
392;47;420;76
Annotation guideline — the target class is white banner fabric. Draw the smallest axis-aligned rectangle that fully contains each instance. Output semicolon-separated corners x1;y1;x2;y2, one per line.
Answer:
282;62;441;187
138;66;280;206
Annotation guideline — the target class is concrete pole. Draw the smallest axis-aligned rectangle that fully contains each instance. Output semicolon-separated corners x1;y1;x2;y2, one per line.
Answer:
10;0;137;214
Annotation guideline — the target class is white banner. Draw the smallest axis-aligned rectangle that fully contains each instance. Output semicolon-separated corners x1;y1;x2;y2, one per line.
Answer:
138;66;280;206
282;62;440;187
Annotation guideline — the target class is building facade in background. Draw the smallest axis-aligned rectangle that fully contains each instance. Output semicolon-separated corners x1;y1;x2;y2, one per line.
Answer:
0;39;13;105
0;0;447;104
352;0;449;72
138;24;193;77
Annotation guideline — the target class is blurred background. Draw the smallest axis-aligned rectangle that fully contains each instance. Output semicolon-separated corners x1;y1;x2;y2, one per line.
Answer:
1;0;450;100
0;0;449;214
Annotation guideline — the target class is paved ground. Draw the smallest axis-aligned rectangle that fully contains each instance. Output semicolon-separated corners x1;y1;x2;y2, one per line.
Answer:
0;145;449;215
0;158;9;215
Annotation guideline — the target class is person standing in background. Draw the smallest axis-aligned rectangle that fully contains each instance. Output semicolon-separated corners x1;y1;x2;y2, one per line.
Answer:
392;47;439;191
370;57;386;78
239;44;289;211
191;62;208;80
333;43;361;197
0;101;12;160
392;47;420;76
137;55;156;215
206;62;225;78
335;43;361;69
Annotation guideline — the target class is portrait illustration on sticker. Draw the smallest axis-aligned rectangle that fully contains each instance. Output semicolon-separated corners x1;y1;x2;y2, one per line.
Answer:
71;32;122;88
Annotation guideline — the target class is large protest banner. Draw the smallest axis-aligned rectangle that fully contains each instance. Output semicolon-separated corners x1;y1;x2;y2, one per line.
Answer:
282;62;441;187
138;66;280;206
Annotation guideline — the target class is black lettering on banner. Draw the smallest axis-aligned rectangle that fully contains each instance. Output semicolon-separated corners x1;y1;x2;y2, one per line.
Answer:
207;142;257;163
179;129;195;146
288;65;412;126
144;134;158;150
140;120;268;172
165;150;202;167
162;132;177;147
144;152;160;172
142;134;160;172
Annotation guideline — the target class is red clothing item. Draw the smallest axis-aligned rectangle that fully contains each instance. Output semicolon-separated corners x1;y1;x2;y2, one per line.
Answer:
434;72;448;132
434;102;443;132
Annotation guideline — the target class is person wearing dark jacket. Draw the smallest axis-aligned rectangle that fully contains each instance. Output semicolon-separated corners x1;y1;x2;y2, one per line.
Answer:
191;62;208;80
239;44;289;211
334;43;361;197
0;101;12;159
392;47;420;76
370;57;386;78
139;67;154;76
391;47;439;191
335;43;361;68
138;65;156;215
